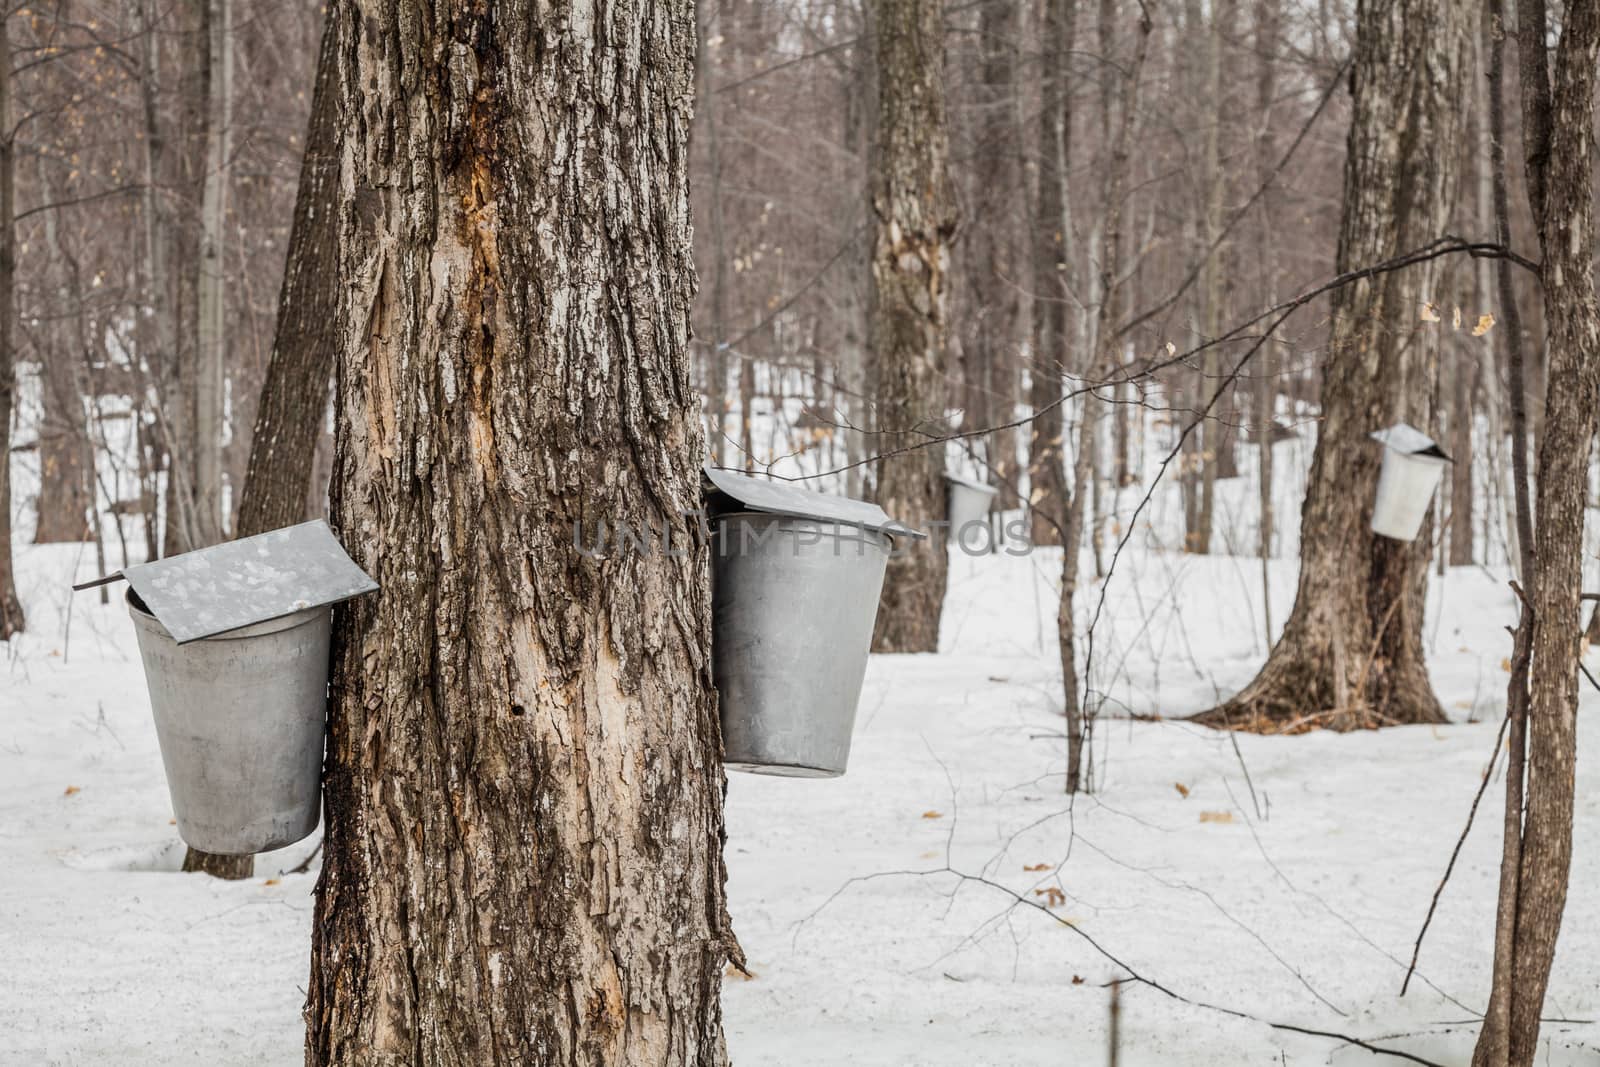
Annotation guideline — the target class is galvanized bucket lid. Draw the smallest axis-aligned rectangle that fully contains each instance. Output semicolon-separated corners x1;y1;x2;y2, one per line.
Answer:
1370;422;1452;462
77;520;377;644
704;467;927;541
944;470;999;496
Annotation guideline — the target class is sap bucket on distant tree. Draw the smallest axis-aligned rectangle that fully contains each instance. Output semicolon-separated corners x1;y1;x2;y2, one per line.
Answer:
944;471;1000;554
1369;423;1452;542
75;521;377;854
704;468;925;777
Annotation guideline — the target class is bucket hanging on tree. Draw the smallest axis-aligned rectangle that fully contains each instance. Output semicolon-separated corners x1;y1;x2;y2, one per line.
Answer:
1369;423;1452;542
76;521;377;854
944;471;1000;554
704;468;924;777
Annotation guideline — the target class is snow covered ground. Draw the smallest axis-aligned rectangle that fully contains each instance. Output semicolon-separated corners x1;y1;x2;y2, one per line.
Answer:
4;523;1598;1065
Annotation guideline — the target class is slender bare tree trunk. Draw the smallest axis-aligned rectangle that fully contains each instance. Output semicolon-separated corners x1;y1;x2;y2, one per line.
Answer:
1195;0;1465;732
235;8;339;538
737;348;755;468
33;182;94;548
1477;4;1535;1056
842;7;877;504
303;0;733;1060
697;8;730;467
869;0;954;654
1252;0;1279;643
1061;0;1149;792
1029;0;1076;548
176;0;253;880
192;0;230;545
966;0;1021;507
0;8;23;639
164;0;207;556
1474;0;1600;1061
1194;0;1235;556
133;0;171;558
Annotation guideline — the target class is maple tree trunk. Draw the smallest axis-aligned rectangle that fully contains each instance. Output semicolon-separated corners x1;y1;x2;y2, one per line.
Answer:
303;0;732;1061
182;848;251;879
235;10;339;538
869;0;954;654
32;176;96;548
1194;0;1464;732
34;345;93;544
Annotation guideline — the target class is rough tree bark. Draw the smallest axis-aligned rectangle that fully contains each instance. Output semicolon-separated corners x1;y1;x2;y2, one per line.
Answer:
1474;0;1600;1061
1194;0;1465;732
235;10;339;539
869;0;954;654
0;7;23;639
303;0;733;1061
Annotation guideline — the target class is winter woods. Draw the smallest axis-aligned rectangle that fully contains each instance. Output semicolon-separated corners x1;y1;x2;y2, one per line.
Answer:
3;0;1600;1063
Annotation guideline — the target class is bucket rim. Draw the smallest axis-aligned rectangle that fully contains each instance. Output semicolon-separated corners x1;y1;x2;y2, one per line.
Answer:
126;588;327;643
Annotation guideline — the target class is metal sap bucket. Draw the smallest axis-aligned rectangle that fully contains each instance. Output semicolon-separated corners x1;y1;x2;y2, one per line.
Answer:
128;589;329;854
1369;423;1451;542
945;473;999;554
711;513;892;777
76;521;376;854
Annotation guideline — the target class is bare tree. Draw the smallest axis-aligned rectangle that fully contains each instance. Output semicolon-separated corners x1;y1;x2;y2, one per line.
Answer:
235;10;339;538
1251;0;1280;641
1474;0;1600;1060
960;0;1023;506
869;0;955;654
1063;0;1149;792
191;0;230;546
0;5;23;639
1029;0;1075;548
1195;0;1466;732
302;0;734;1059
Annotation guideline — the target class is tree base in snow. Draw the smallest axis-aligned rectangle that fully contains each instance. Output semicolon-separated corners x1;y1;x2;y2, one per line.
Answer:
182;848;252;880
1190;637;1448;734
